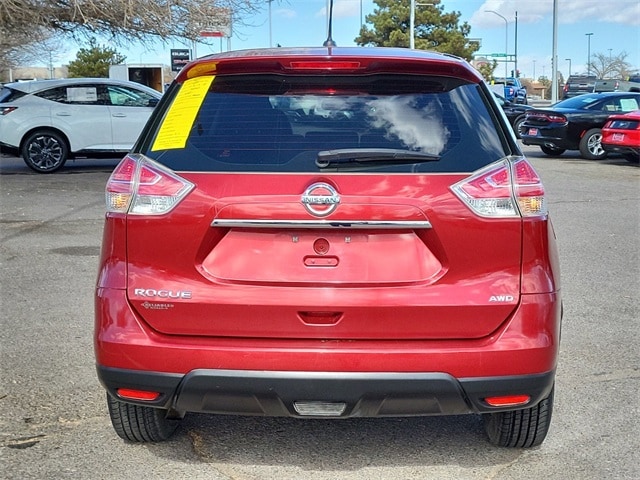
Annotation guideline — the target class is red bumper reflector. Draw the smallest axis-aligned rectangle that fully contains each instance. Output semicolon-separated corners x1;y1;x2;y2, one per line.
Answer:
116;388;161;401
485;394;531;407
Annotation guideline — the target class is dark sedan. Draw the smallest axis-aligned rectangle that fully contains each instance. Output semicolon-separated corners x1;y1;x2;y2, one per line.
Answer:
493;93;534;139
520;92;640;159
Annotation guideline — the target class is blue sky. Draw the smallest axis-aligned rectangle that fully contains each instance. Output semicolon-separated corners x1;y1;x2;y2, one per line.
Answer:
58;0;640;79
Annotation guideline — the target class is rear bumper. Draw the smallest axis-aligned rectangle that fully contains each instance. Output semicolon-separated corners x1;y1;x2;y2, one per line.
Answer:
521;131;576;150
95;287;561;416
602;143;640;156
97;365;555;417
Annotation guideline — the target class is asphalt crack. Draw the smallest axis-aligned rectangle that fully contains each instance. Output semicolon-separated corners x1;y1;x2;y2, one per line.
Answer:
4;434;46;449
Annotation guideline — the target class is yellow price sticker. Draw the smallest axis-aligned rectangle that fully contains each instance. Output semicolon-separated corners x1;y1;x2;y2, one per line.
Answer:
151;75;214;151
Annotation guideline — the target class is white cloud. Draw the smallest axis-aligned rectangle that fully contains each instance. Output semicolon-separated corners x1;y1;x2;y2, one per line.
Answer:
276;8;297;19
316;0;361;19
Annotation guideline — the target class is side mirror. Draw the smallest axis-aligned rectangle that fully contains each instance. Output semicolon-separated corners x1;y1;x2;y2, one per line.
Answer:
148;98;159;108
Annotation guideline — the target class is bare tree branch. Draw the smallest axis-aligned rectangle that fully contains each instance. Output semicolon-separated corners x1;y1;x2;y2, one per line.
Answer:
1;0;260;44
0;0;264;80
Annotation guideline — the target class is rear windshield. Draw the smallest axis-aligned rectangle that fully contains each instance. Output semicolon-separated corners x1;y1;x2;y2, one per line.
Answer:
0;86;27;103
142;74;506;173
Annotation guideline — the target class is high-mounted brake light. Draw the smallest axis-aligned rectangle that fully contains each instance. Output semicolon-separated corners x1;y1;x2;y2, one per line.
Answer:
287;61;362;70
451;157;547;218
105;154;194;215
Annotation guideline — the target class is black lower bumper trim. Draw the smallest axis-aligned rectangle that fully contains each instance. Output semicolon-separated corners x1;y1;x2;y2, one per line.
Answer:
97;366;555;417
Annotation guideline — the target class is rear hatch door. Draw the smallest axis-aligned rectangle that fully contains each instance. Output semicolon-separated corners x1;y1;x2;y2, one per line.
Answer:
124;62;522;341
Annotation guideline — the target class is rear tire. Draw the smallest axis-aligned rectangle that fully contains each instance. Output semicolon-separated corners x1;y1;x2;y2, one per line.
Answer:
579;128;607;160
540;145;565;156
107;394;180;442
483;386;554;448
21;130;69;173
513;115;527;139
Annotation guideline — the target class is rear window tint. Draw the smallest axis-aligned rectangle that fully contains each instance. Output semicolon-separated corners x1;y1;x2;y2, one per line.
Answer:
142;74;506;173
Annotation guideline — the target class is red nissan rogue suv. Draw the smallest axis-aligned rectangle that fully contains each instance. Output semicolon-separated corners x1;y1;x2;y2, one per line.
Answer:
95;47;561;448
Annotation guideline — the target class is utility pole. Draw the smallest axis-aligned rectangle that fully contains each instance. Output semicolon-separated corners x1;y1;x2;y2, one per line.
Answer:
268;0;273;48
586;33;594;76
514;11;518;76
551;0;558;102
485;10;508;80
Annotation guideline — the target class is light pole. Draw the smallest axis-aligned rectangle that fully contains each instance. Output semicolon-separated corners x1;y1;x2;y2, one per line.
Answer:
565;58;572;76
410;1;434;49
551;0;558;102
514;11;518;76
485;10;508;79
268;0;273;47
585;33;594;76
410;0;416;49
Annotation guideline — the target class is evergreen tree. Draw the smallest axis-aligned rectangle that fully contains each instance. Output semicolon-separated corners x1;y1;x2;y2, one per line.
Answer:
67;38;126;78
356;0;480;61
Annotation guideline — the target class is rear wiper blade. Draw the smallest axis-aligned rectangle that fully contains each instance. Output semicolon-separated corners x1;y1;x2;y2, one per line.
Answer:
316;148;440;169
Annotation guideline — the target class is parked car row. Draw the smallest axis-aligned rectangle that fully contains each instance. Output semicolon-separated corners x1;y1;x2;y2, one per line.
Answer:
519;92;640;163
561;75;639;100
0;78;161;172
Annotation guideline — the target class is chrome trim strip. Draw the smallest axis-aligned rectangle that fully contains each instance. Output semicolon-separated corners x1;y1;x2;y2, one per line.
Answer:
212;219;432;229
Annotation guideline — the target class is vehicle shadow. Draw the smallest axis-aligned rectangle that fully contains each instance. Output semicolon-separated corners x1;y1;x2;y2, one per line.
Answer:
0;154;120;175
149;413;525;472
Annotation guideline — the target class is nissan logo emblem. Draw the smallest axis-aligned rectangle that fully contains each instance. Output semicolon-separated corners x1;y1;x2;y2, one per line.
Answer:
301;182;340;217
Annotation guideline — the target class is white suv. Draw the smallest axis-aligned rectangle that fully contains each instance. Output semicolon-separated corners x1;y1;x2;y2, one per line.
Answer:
0;78;161;172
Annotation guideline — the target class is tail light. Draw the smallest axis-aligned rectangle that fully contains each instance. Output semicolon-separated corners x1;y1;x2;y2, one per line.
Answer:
0;106;18;115
525;112;567;124
105;154;194;215
451;157;547;218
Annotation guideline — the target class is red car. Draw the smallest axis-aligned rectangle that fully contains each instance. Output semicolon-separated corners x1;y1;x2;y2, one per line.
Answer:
95;46;562;448
601;110;640;163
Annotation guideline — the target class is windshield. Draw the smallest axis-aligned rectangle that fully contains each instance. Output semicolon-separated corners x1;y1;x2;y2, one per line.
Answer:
555;94;601;109
143;74;507;173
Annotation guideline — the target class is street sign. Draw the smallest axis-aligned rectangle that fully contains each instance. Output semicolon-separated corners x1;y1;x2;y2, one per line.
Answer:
170;49;191;72
491;53;507;57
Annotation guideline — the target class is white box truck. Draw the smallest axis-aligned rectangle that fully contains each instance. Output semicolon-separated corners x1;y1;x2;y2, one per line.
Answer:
109;64;164;93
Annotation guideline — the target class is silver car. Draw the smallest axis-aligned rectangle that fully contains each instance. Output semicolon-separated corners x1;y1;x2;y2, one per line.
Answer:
0;78;161;173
